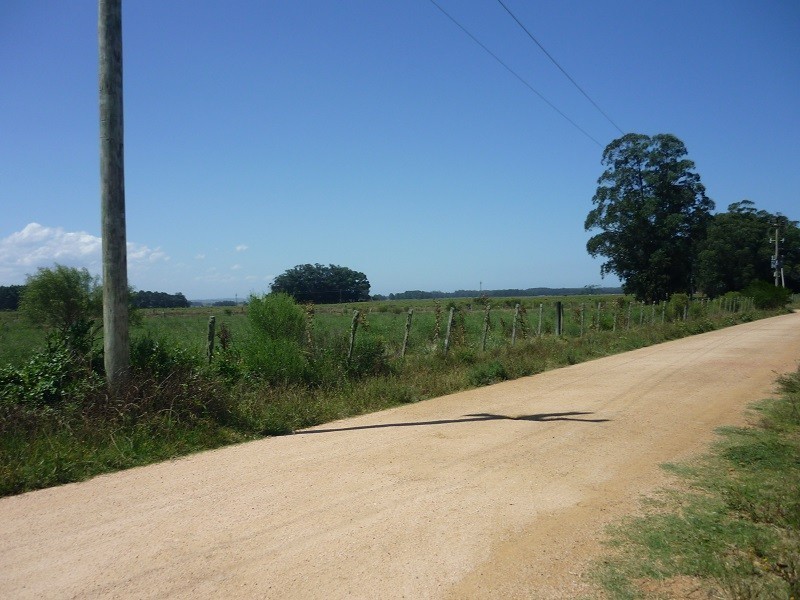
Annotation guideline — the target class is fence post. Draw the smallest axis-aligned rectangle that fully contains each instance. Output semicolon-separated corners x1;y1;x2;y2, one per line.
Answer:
305;303;315;350
555;301;563;336
348;309;359;361
661;301;666;324
511;303;520;346
206;315;215;364
444;307;455;354
580;303;585;337
401;308;413;357
537;303;543;336
481;304;491;351
639;301;645;326
432;301;441;346
626;301;632;330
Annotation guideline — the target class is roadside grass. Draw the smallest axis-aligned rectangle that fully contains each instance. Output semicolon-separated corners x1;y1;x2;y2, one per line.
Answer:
595;368;800;599
0;298;788;498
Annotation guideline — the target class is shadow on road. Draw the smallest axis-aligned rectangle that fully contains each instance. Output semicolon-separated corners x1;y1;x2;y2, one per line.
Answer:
296;411;610;435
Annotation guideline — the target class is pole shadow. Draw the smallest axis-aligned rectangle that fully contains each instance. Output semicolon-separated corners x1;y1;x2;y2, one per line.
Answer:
295;411;610;435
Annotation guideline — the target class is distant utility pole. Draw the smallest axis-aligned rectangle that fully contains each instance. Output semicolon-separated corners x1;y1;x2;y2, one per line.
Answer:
770;223;785;288
99;0;130;388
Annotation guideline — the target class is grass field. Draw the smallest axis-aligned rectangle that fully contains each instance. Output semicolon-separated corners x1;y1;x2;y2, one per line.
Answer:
0;293;788;497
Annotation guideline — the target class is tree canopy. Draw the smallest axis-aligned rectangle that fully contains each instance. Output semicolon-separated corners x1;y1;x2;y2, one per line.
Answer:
19;265;102;336
131;290;190;309
0;285;24;311
270;264;370;304
585;133;714;301
696;201;800;295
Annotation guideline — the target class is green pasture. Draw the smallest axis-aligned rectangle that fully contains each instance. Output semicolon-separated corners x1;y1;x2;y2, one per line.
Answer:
0;293;754;368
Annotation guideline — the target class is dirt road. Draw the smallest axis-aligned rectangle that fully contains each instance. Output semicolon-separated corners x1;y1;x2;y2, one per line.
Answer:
2;313;800;599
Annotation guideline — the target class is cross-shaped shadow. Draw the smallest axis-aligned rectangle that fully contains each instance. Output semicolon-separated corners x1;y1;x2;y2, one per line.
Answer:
295;411;609;435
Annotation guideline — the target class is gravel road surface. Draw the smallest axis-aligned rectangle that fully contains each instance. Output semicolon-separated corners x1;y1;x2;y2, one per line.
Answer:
2;312;799;599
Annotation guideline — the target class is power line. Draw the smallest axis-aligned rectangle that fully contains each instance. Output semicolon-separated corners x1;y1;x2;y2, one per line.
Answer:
427;0;603;147
495;0;625;136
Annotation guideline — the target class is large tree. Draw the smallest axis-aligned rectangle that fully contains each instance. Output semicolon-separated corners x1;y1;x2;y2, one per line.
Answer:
585;133;714;301
696;200;800;295
271;264;370;303
19;265;102;353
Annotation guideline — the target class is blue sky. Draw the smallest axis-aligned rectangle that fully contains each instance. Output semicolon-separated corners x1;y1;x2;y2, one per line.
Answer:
2;1;798;299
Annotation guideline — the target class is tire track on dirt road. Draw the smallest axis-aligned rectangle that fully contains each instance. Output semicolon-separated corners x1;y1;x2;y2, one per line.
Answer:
2;312;800;599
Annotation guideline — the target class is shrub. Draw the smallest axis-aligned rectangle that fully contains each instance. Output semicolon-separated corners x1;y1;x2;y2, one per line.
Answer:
241;293;308;384
0;338;101;410
742;280;792;309
467;360;508;386
348;336;390;378
667;293;689;321
130;333;198;380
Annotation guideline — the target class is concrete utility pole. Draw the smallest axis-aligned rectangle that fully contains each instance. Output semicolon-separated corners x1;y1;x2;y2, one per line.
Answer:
771;224;785;288
99;0;130;387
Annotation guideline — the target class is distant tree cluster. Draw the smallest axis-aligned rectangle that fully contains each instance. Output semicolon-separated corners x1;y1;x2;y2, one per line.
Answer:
585;133;798;300
386;287;622;301
696;201;799;296
131;290;190;309
271;264;370;304
0;285;24;310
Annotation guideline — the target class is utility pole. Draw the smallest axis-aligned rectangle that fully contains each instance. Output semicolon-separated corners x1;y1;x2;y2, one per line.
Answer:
99;0;130;388
770;223;785;288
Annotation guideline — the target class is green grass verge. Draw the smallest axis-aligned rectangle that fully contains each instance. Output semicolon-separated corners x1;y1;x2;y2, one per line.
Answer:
595;368;800;599
0;301;788;498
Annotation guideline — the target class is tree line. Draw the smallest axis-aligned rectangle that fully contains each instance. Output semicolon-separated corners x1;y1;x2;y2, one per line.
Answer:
0;281;189;311
585;133;798;301
377;287;623;301
131;290;190;309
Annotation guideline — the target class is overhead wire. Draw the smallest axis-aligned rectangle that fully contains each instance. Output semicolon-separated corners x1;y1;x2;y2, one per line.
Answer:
495;0;625;136
427;0;603;147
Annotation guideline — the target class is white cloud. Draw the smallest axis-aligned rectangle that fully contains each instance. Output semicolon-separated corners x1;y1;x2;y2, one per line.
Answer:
0;223;169;284
195;253;206;260
231;264;243;271
235;244;248;252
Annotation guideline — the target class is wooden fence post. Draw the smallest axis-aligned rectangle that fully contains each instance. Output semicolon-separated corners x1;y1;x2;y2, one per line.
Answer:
401;308;413;357
444;307;455;354
626;301;632;330
596;302;602;331
555;301;563;336
206;315;215;364
537;303;543;336
481;304;491;351
432;301;441;346
305;303;315;350
580;303;585;337
348;309;359;362
511;303;520;346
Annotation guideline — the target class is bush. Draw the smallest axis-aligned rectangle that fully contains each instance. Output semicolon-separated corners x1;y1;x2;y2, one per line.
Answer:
130;333;198;380
19;264;102;353
742;280;792;309
468;360;508;386
348;336;390;378
241;293;308;384
667;293;689;321
0;338;101;410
